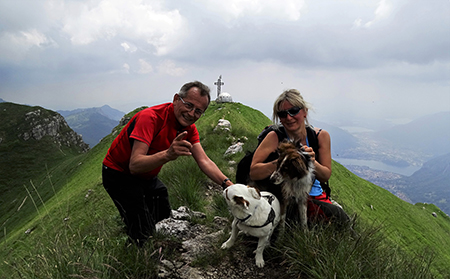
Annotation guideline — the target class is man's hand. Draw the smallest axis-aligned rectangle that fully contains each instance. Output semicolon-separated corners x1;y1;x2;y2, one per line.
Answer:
166;131;193;161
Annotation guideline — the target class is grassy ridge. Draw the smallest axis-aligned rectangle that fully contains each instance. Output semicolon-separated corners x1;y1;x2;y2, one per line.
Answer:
1;101;449;278
0;103;88;245
331;161;450;275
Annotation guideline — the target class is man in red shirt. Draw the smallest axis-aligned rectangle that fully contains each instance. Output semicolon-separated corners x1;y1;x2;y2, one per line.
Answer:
102;81;233;245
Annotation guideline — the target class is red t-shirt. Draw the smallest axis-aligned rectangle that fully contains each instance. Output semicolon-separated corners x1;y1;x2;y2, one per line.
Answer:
103;103;200;179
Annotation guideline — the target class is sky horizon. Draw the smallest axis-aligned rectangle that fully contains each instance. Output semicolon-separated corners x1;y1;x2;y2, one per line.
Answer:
1;0;449;128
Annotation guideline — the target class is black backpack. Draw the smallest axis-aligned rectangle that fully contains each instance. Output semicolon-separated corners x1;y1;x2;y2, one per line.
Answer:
235;125;331;198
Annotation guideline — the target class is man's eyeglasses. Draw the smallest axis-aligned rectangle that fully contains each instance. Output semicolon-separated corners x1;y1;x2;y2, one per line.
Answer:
277;106;302;118
179;96;204;118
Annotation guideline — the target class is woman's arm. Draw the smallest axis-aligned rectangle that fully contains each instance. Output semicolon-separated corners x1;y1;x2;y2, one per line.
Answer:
249;131;279;181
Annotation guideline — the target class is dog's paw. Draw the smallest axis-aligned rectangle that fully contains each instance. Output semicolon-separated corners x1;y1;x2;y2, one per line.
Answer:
221;241;233;250
255;255;265;268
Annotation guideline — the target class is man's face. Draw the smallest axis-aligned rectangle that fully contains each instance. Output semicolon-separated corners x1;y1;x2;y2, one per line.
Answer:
173;87;209;127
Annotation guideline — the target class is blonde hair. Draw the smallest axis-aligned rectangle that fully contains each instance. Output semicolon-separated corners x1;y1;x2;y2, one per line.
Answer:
272;89;312;126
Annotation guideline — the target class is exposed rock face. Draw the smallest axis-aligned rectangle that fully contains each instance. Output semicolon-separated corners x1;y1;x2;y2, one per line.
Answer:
213;119;231;132
224;142;244;156
19;109;89;153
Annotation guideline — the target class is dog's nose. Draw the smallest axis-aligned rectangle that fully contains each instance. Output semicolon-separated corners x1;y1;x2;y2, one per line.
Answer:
270;171;283;184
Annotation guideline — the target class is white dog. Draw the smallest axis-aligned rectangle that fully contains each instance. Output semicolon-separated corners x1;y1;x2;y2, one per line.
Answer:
221;184;281;268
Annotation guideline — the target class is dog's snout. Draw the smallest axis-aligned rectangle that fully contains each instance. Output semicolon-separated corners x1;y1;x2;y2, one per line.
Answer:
270;171;283;185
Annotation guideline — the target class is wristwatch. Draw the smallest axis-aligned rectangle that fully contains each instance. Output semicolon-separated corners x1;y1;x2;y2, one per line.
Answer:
221;178;231;189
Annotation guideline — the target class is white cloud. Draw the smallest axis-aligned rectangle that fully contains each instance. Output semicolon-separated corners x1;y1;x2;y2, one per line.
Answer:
0;29;57;62
352;18;362;28
365;0;393;27
123;63;130;73
61;0;185;55
121;42;137;53
157;60;186;76
137;58;153;74
0;0;448;125
195;0;306;23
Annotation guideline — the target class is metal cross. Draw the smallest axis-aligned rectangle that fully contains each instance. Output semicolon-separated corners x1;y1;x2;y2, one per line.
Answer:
214;75;224;98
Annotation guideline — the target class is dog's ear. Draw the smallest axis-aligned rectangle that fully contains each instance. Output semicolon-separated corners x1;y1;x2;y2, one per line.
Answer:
233;196;249;209
247;186;261;200
223;188;230;201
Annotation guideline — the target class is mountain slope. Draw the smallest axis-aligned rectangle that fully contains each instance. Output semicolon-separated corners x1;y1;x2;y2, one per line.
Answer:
1;102;449;278
397;152;450;214
0;102;89;240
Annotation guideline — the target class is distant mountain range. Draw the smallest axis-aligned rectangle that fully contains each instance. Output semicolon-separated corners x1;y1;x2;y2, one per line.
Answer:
371;111;450;158
57;105;125;147
314;111;450;215
0;98;124;148
347;152;450;215
316;111;450;167
400;152;450;213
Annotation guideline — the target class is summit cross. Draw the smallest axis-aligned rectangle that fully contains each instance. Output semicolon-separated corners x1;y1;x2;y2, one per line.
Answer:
214;75;224;98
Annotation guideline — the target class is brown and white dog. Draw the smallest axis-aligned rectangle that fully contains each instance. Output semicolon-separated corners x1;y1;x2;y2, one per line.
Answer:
221;184;281;268
270;140;315;230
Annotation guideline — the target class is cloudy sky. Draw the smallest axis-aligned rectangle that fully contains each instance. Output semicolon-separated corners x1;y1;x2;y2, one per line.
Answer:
0;0;449;128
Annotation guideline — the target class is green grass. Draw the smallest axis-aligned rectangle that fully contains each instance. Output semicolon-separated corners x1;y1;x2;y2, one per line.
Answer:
0;102;449;278
0;103;88;247
277;221;435;279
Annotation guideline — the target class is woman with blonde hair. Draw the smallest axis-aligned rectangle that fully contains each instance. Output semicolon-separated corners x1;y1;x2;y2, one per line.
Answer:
249;89;349;225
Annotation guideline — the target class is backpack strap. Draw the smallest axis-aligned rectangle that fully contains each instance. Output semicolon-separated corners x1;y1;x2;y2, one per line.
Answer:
306;126;331;198
306;126;318;155
257;125;287;146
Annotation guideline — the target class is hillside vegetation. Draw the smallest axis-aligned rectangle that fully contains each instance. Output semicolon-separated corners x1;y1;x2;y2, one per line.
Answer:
1;102;449;278
0;103;89;242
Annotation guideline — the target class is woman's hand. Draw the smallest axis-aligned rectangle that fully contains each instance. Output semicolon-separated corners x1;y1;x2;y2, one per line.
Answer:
302;146;316;163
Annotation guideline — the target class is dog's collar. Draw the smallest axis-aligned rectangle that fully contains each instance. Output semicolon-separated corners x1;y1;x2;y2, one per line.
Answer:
237;214;252;222
263;194;275;205
236;204;258;222
246;208;275;228
237;194;276;228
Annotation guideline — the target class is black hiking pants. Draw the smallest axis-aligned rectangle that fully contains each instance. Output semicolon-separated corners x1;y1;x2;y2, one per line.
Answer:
102;165;171;245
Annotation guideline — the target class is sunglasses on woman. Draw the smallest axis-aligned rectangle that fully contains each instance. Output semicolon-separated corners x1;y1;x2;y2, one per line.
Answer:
276;106;302;118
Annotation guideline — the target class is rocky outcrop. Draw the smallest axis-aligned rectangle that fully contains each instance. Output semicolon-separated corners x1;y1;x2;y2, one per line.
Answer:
19;109;89;153
155;206;288;279
213;119;231;132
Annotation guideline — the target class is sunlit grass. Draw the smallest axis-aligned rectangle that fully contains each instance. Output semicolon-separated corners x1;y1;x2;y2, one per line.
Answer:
275;221;435;279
